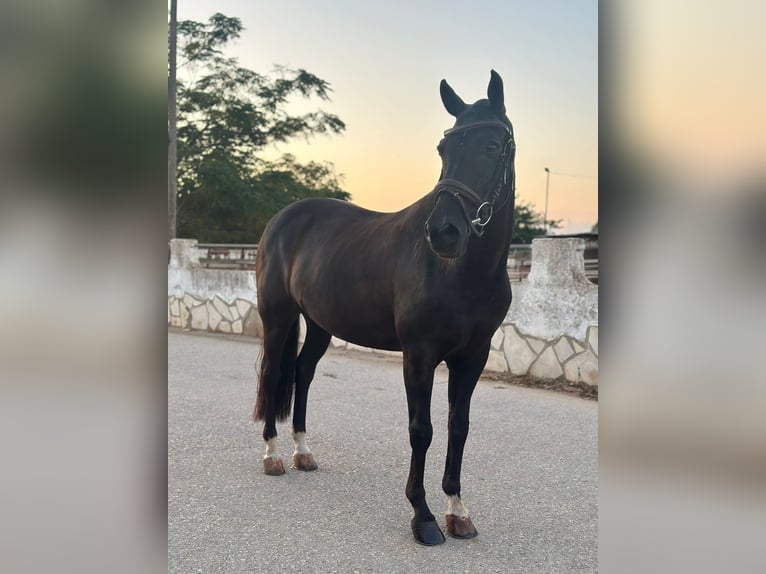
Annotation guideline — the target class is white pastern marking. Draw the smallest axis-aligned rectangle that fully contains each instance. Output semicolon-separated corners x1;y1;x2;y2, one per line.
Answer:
291;431;311;455
446;494;469;517
263;437;280;460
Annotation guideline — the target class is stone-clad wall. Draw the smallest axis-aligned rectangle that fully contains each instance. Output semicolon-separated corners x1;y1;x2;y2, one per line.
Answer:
490;323;598;386
167;239;264;337
168;238;598;386
502;237;598;385
167;293;262;336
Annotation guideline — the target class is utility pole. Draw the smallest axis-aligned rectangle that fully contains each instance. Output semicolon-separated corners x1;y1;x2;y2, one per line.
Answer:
168;0;178;242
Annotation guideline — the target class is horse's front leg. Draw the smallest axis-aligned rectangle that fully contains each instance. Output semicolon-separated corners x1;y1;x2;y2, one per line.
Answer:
402;349;445;546
442;344;489;539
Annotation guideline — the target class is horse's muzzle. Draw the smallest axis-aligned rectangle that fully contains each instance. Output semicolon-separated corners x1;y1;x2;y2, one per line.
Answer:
425;221;464;258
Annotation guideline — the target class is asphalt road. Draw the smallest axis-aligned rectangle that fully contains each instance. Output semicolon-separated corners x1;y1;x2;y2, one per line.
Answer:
168;330;597;573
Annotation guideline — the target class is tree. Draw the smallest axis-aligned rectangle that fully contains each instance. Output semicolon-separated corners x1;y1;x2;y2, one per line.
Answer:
175;13;349;243
179;154;347;243
511;200;562;244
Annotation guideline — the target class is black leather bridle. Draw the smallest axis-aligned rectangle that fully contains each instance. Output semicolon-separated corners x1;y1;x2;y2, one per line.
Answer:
431;119;516;237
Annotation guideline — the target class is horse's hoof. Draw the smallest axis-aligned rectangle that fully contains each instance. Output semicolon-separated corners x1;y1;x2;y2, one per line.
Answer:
411;518;446;546
293;453;318;471
262;457;286;476
446;514;478;539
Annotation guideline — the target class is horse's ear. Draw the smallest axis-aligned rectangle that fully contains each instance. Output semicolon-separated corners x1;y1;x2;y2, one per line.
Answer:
440;79;468;117
487;70;506;115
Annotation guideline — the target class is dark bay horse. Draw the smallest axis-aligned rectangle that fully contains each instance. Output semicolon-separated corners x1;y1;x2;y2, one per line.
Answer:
254;70;516;546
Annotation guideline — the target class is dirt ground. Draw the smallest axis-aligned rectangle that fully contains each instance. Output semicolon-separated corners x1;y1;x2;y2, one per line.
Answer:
483;371;598;400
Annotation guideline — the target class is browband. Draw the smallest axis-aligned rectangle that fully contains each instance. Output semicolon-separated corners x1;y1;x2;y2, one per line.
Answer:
443;120;512;138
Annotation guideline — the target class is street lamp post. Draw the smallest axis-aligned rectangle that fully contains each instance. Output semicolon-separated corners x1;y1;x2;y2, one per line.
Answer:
544;167;550;234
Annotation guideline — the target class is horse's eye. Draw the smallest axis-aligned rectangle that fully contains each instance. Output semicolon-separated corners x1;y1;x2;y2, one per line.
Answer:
487;143;499;153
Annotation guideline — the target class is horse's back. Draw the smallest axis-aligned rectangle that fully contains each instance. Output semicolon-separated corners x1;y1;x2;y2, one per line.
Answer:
267;197;382;231
256;198;410;349
259;197;396;266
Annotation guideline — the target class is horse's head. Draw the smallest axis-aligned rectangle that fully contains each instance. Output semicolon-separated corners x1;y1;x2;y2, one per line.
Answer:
425;70;515;259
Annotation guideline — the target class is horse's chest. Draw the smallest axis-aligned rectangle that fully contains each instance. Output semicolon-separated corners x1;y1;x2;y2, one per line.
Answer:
397;277;510;348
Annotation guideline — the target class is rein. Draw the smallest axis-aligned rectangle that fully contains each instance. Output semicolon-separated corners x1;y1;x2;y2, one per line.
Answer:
432;119;515;237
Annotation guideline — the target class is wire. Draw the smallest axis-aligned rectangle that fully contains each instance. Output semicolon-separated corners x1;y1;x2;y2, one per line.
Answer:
549;171;597;179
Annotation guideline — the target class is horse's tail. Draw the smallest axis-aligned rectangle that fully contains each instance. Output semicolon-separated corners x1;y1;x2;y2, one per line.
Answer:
253;318;299;422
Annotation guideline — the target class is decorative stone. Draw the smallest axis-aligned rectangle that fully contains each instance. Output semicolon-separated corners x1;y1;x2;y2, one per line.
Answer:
213;296;233;321
526;337;545;354
553;337;575;363
572;339;586;353
347;343;372;353
331;336;346;348
207;301;222;331
183;293;200;310
219;321;232;333
563;350;598;386
228;304;240;320
504;326;537;375
588;326;598;356
490;328;504;350
529;346;563;380
235;299;252;318
232;319;243;334
373;349;403;358
242;308;263;338
170;298;179;317
179;303;190;329
484;349;508;373
190;304;209;330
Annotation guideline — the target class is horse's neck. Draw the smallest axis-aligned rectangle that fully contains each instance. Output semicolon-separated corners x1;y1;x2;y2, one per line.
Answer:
466;200;514;276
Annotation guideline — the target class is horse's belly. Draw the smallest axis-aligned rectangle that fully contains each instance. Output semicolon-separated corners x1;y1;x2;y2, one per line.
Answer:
297;290;401;352
312;310;401;351
330;323;402;352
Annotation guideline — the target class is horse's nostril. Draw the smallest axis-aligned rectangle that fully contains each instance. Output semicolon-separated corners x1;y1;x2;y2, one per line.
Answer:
439;223;460;244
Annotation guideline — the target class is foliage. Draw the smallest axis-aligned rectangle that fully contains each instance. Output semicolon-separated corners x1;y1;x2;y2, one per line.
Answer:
591;221;598;233
174;13;349;243
511;200;562;244
179;155;347;243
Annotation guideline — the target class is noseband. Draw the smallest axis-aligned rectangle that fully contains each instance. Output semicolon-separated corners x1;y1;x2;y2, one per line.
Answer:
432;119;515;237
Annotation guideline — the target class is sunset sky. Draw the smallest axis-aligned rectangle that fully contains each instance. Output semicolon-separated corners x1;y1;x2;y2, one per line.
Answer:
177;1;598;234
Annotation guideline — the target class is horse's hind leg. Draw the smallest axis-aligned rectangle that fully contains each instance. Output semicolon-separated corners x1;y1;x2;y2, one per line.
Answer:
255;307;300;476
441;344;488;539
291;316;331;471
